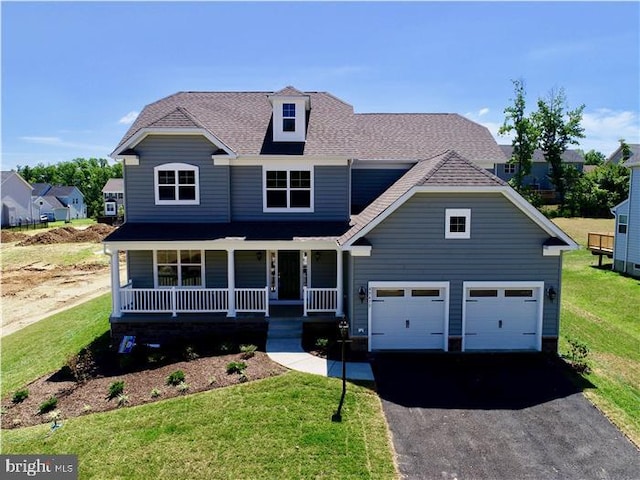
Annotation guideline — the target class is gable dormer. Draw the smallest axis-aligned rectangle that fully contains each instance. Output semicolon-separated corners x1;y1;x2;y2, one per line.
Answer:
268;86;310;143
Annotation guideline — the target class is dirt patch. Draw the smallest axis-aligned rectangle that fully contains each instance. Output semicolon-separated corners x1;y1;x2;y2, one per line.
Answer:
16;224;115;246
2;348;287;429
0;231;29;243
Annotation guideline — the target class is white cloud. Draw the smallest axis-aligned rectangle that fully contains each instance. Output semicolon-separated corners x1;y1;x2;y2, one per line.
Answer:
478;107;490;117
580;109;640;154
19;135;110;151
118;111;139;125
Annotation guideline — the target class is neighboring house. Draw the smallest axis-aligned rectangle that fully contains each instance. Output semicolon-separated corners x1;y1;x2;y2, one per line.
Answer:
496;146;584;194
611;154;640;277
1;171;34;227
103;87;578;353
607;143;639;165
31;184;87;220
102;178;125;216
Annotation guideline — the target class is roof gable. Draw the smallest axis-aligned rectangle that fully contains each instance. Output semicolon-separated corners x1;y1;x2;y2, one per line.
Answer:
102;178;124;192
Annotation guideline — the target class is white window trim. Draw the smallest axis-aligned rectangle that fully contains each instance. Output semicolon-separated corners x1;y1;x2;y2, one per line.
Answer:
154;162;200;205
153;249;205;288
445;208;471;239
262;167;314;213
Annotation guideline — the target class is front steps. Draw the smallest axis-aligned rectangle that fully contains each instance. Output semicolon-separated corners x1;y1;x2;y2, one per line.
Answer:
267;317;303;340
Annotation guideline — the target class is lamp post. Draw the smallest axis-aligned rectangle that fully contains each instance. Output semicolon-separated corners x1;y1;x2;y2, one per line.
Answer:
332;318;349;422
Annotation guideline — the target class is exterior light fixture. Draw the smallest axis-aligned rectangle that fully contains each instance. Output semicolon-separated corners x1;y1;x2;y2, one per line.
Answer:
358;286;367;303
314;251;321;262
547;286;557;302
256;251;263;262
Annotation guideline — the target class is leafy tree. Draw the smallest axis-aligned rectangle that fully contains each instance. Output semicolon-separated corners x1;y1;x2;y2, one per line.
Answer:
619;138;632;163
583;149;606;166
17;158;122;218
564;163;630;217
498;79;538;192
532;88;585;208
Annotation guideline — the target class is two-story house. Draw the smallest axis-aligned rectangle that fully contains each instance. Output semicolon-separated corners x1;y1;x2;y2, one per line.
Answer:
104;87;578;353
611;153;640;277
1;171;34;227
32;184;87;220
497;145;584;199
102;178;125;216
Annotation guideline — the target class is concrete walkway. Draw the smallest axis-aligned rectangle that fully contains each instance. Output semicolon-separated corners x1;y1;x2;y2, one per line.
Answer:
266;318;374;381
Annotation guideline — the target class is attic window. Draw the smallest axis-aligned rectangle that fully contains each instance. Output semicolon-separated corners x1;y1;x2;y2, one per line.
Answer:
445;208;471;239
283;103;296;132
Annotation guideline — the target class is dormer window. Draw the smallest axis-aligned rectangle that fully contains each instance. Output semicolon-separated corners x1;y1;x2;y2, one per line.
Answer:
283;103;296;132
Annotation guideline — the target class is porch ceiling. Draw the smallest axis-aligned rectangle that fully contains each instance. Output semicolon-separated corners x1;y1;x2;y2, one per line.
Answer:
103;221;351;243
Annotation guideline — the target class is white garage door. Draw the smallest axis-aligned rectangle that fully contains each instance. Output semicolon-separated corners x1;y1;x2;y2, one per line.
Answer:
369;282;448;351
463;283;543;351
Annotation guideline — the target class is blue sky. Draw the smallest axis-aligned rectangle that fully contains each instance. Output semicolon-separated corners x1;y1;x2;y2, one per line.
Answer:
2;1;639;170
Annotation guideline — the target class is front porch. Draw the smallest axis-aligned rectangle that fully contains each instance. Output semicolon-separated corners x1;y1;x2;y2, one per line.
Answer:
106;246;345;319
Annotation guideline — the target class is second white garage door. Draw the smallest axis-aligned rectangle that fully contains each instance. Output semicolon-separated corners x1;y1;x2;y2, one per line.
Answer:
463;282;543;351
369;282;449;351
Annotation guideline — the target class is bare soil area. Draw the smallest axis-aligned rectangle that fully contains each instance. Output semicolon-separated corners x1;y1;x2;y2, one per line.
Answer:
1;224;121;336
1;347;286;429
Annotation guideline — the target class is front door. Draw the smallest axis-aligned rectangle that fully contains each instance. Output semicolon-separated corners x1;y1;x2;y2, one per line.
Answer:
278;251;300;300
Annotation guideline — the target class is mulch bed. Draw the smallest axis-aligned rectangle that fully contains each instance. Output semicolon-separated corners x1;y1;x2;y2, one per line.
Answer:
2;350;287;430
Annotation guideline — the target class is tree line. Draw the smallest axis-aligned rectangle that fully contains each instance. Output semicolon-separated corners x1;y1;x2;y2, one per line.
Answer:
17;158;123;219
499;79;630;218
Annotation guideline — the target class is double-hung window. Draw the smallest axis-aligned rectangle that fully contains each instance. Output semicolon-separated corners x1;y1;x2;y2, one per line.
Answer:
155;250;203;287
504;163;517;174
264;169;313;211
282;103;296;132
618;214;628;234
154;163;199;205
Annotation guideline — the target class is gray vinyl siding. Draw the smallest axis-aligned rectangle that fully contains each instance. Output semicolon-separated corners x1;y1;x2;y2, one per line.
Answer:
628;169;640;268
351;169;408;213
205;251;227;288
128;251;154;288
613;200;629;269
124;135;230;222
311;250;337;288
235;251;266;288
230;165;349;221
350;193;562;337
1;175;33;226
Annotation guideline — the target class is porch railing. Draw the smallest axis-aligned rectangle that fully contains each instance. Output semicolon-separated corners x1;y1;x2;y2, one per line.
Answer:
303;287;338;316
235;287;269;317
119;286;268;317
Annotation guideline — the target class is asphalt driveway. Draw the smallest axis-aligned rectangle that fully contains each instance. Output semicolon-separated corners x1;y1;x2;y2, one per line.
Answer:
372;353;639;480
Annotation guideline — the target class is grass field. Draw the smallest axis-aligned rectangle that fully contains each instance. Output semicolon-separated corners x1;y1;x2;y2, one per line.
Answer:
1;293;111;397
553;217;639;446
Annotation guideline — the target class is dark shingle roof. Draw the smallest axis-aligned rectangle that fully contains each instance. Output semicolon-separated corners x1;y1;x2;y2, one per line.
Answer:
102;178;124;192
31;183;52;197
42;195;65;209
114;88;505;165
48;186;81;198
339;150;506;245
499;145;584;163
104;221;351;243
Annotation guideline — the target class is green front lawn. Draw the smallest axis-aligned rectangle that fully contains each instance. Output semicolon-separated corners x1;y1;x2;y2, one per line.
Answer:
2;372;396;479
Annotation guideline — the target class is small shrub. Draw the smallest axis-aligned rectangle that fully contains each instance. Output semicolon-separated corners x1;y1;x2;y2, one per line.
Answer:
108;380;125;399
116;394;129;407
48;410;61;422
218;341;236;354
315;337;329;354
177;382;190;393
166;370;186;386
565;338;591;374
240;344;258;359
238;373;248;383
12;418;22;427
38;397;58;414
66;348;97;383
150;388;162;399
82;404;93;414
12;389;29;404
226;361;247;375
183;345;199;361
208;376;218;386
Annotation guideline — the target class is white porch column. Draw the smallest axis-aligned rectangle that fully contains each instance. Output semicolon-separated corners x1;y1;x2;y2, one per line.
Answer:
335;248;344;316
227;248;236;317
110;249;121;317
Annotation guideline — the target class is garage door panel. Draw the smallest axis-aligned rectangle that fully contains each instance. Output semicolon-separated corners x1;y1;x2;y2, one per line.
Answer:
464;285;541;351
370;285;447;351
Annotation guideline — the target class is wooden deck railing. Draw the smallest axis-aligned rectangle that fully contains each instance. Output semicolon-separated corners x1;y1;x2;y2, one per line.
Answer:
587;232;614;253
